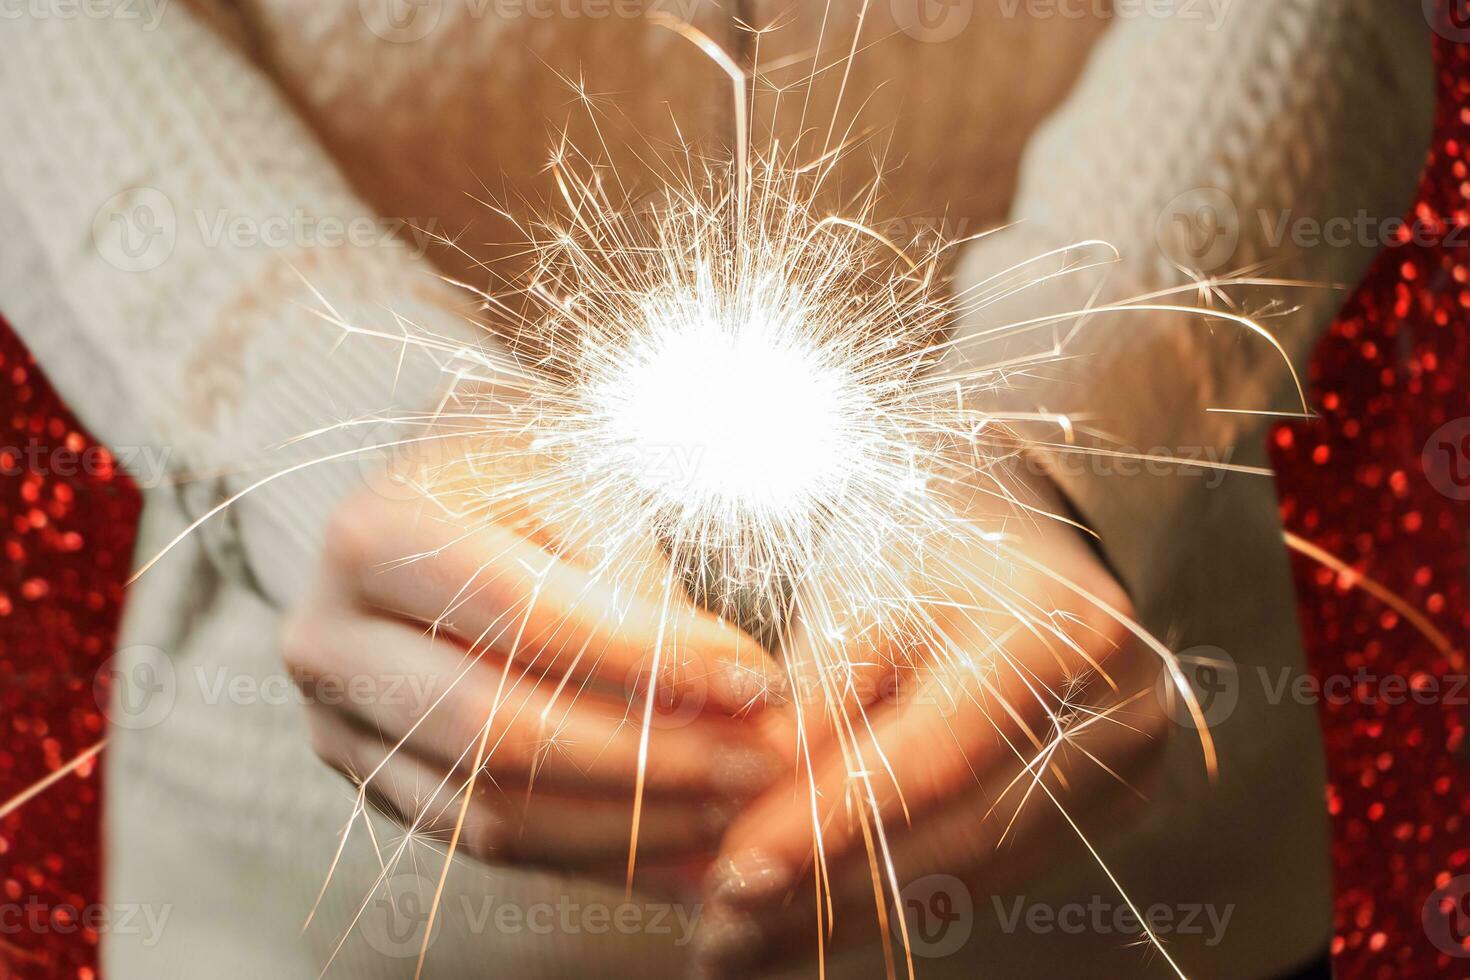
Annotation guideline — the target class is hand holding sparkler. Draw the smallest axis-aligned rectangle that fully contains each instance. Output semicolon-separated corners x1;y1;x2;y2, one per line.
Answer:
262;16;1249;975
693;469;1171;977
282;485;791;880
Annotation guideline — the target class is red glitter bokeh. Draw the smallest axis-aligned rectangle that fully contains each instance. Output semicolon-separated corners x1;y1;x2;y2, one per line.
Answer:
1;11;1468;980
1270;9;1470;978
0;322;139;980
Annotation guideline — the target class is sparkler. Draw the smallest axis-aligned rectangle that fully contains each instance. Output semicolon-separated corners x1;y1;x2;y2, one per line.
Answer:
287;14;1234;978
16;6;1452;980
121;11;1253;980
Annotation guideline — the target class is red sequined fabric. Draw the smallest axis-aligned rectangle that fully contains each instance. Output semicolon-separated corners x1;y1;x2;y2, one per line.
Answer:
1;11;1469;980
1270;9;1470;978
0;322;140;980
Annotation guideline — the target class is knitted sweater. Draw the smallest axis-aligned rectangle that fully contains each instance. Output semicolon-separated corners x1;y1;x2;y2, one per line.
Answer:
0;2;1432;977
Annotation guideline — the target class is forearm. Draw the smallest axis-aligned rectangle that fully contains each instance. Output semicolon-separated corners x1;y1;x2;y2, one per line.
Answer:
0;6;487;605
938;4;1433;974
950;0;1433;599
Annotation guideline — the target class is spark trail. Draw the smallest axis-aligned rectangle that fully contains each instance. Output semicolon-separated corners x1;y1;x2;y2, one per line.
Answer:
26;6;1414;980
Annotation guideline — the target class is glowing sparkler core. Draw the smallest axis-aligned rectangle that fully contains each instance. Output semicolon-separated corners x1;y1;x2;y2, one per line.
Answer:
591;289;863;519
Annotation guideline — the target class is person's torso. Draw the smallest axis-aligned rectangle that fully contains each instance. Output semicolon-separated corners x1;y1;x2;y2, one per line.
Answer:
200;0;1109;283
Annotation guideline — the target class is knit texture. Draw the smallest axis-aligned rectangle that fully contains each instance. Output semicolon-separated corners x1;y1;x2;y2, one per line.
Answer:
949;3;1432;977
0;1;1433;977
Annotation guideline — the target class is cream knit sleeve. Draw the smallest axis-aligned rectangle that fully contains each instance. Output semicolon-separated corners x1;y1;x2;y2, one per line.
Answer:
0;5;485;605
951;0;1434;600
936;10;1434;974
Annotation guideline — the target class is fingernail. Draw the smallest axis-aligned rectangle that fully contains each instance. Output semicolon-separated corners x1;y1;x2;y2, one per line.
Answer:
710;748;783;797
705;848;793;906
692;905;765;974
710;661;783;712
700;800;739;839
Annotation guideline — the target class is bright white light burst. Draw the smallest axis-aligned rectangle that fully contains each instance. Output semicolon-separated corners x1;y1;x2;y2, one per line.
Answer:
588;284;867;519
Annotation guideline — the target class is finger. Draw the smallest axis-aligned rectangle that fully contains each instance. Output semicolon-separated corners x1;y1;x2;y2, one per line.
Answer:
706;627;1137;911
285;608;792;799
711;498;1141;899
695;785;1154;979
777;482;1130;734
325;493;784;715
694;686;1168;977
777;610;933;738
308;710;738;868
